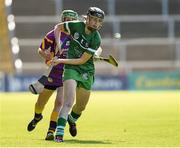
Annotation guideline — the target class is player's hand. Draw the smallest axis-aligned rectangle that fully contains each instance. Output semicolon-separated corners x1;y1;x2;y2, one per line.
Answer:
93;55;100;61
45;60;51;66
45;56;58;66
44;49;52;61
49;57;61;66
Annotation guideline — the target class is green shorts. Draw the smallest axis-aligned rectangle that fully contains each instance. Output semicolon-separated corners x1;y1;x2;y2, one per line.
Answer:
63;69;94;90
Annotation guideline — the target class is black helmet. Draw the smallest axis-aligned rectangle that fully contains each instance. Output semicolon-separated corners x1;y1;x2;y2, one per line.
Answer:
87;7;105;19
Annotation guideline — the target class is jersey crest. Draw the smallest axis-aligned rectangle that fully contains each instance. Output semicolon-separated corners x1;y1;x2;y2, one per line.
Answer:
74;32;80;39
72;32;89;49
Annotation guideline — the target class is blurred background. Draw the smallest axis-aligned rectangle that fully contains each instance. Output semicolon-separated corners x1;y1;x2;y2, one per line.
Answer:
0;0;180;91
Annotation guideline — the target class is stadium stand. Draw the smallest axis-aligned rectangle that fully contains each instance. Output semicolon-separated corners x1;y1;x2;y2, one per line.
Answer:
11;0;56;15
115;0;162;15
15;22;55;38
4;0;180;74
63;0;109;15
169;0;180;14
175;21;180;37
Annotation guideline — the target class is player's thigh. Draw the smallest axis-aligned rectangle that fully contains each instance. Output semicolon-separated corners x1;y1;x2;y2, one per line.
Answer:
37;88;54;104
55;86;64;104
76;87;91;107
63;79;77;105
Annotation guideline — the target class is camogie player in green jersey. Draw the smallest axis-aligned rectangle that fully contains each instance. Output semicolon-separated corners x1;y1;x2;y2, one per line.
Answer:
51;7;105;142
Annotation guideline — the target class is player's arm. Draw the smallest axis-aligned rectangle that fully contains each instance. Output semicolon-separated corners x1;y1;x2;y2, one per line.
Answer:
54;23;69;50
51;52;92;65
38;47;51;61
92;32;102;59
38;33;55;63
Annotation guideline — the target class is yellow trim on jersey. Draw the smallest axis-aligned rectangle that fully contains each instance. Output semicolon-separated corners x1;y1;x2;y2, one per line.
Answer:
42;39;45;49
45;36;53;44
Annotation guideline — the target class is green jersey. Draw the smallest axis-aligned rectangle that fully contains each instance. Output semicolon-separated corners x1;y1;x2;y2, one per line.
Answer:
64;21;101;75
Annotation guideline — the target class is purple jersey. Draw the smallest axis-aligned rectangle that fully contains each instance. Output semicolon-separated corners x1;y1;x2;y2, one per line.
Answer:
40;30;70;89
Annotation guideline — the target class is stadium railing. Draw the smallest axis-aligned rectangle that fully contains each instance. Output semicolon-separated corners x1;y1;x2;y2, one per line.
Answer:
5;0;180;74
13;15;180;74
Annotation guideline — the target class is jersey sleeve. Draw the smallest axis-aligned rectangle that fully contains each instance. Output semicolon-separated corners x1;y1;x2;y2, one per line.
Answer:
63;21;74;34
39;30;54;51
63;21;80;35
85;32;101;55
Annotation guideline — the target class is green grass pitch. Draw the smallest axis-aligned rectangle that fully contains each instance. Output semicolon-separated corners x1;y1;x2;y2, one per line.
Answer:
0;91;180;147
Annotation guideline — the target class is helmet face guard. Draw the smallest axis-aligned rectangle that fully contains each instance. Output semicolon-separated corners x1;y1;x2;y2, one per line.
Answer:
61;10;78;22
87;15;103;31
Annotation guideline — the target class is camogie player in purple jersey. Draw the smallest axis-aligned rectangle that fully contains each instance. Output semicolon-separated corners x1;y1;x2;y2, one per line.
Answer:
27;10;78;140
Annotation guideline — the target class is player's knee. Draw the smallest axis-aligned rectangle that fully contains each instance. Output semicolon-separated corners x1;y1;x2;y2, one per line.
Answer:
64;102;73;109
55;99;63;108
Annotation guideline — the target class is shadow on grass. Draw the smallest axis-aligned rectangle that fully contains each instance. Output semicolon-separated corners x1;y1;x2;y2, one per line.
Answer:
64;139;112;144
